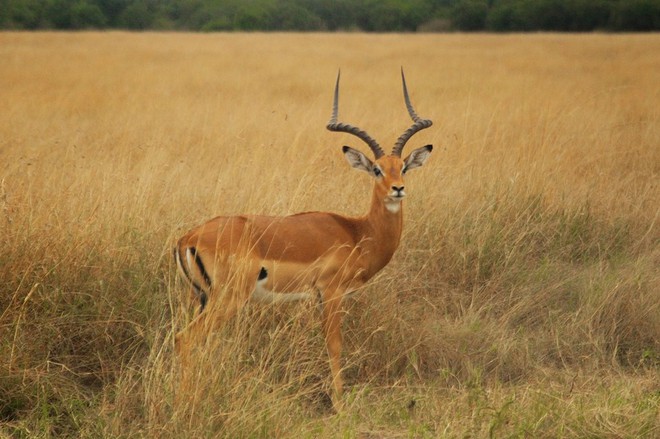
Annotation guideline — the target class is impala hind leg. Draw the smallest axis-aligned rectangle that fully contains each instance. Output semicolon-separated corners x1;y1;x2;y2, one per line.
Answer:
175;278;255;356
175;267;260;404
175;253;261;345
174;288;246;395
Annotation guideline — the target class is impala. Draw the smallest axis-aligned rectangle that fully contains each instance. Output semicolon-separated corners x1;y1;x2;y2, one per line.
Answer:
174;69;433;409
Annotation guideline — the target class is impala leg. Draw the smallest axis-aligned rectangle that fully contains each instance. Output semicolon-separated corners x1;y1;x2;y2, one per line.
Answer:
175;256;261;349
321;289;345;411
175;284;249;355
175;279;254;406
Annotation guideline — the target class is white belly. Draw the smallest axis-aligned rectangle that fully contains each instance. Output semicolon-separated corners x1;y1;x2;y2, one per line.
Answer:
250;277;314;303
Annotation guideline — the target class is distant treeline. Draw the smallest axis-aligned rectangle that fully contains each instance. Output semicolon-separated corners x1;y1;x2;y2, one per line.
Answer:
2;0;659;32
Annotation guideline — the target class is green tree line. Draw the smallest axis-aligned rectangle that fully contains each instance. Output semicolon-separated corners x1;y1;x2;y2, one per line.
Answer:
1;0;659;31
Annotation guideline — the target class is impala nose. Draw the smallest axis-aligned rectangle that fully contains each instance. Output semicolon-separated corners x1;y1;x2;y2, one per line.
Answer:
392;185;405;197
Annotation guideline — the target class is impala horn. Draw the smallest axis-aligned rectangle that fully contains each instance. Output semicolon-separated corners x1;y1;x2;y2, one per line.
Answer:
327;70;385;160
391;68;433;157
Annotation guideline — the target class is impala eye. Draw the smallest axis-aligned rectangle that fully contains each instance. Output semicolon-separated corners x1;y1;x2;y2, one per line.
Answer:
373;167;383;177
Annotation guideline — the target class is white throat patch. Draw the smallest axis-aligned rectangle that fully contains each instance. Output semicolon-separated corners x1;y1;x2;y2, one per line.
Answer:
385;200;402;213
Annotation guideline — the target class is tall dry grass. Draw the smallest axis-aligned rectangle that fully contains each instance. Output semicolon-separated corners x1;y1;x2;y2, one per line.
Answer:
0;32;658;437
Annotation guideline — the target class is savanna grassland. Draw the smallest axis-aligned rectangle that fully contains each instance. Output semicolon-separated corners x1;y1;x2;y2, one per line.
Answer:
0;32;658;438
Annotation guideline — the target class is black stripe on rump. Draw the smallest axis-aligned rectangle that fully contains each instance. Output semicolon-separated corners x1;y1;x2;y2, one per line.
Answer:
174;245;208;313
189;246;212;289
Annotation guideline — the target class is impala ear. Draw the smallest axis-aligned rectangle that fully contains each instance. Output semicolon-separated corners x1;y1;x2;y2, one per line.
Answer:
403;144;432;173
342;146;375;174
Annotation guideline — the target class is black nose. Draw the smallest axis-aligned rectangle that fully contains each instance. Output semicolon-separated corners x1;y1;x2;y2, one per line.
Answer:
392;185;404;194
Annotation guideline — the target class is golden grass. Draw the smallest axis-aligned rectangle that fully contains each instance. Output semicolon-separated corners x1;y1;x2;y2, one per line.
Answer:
0;32;658;437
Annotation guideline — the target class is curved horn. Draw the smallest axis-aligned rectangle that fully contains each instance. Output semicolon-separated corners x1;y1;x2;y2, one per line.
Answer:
327;70;385;160
392;68;433;157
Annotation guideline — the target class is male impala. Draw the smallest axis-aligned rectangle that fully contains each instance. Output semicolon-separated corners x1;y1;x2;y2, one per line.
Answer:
174;70;433;409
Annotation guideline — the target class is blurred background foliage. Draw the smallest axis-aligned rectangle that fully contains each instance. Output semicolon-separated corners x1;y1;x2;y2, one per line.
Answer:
1;0;659;32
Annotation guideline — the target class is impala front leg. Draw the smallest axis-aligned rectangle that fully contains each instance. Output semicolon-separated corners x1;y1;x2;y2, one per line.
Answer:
321;288;345;410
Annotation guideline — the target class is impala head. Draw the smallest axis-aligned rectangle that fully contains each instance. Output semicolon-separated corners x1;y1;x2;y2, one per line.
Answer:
327;69;433;213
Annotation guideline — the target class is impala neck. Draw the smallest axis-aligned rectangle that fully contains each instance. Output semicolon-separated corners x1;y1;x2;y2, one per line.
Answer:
361;185;404;275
